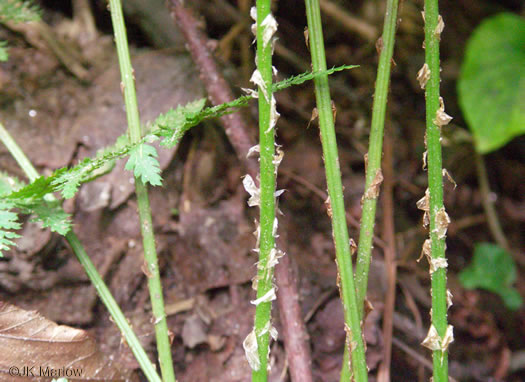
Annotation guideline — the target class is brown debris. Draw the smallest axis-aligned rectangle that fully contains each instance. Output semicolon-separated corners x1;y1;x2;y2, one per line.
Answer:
434;207;451;239
363;168;384;200
325;195;333;218
435;15;445;40
433;97;453;127
418;239;432;263
376;36;384;55
349;238;358;256
421;324;454;353
417;63;431;89
416;189;431;228
304;26;309;49
442;168;457;189
307;107;319;129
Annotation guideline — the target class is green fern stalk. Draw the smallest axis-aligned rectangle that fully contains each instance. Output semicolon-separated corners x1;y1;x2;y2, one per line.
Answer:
250;1;279;381
341;0;400;379
107;1;176;381
354;0;399;319
304;1;368;381
342;1;399;379
422;0;452;381
0;122;162;382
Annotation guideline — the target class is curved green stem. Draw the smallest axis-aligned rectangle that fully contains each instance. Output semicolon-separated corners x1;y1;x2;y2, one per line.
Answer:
354;0;399;320
304;1;368;381
108;1;176;381
0;122;162;382
336;0;399;379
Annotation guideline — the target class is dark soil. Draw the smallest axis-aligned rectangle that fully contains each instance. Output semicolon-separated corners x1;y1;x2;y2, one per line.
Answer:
0;0;523;381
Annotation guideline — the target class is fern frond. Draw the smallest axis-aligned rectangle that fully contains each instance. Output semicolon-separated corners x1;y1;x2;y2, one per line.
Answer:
3;66;357;203
273;65;358;92
0;0;40;23
0;171;72;255
28;201;71;235
0;200;21;254
155;98;206;148
125;143;162;186
0;171;23;195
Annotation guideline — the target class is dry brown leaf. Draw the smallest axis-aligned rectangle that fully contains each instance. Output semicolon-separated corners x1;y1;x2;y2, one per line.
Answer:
0;302;133;381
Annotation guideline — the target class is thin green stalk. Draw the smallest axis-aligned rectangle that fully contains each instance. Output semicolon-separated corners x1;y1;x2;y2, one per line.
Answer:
0;122;162;382
66;233;162;382
423;1;452;381
0;125;40;181
252;1;278;381
108;1;176;381
345;0;399;379
304;1;368;381
354;0;399;319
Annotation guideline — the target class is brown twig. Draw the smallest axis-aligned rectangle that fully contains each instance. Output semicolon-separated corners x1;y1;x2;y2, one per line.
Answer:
170;0;258;178
377;130;397;382
275;238;314;382
169;2;314;380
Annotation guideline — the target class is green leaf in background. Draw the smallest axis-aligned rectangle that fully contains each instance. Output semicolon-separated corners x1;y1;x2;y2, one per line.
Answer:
458;13;525;154
0;41;8;62
459;243;523;310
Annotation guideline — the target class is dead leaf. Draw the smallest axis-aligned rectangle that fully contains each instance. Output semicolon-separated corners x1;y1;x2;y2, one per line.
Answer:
0;302;132;381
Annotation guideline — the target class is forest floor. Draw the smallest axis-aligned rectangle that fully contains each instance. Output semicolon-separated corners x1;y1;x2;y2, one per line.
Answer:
0;0;523;381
